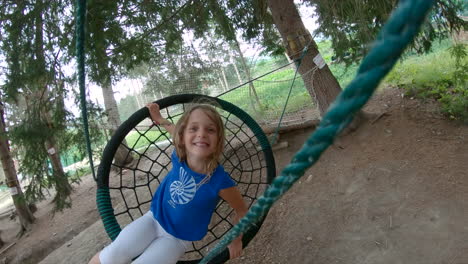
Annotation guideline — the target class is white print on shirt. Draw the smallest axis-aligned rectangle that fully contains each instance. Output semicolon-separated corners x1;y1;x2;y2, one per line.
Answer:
168;167;213;207
169;167;197;205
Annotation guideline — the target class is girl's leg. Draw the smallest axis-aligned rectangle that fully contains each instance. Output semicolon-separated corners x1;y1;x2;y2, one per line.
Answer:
132;219;190;264
132;236;189;264
88;252;101;264
99;211;159;264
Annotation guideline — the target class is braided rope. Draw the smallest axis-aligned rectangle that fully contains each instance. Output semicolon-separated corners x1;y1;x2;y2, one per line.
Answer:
200;0;435;263
75;0;96;179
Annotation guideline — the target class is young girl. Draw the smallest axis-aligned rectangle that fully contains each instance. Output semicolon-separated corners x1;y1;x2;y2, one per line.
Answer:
89;102;247;264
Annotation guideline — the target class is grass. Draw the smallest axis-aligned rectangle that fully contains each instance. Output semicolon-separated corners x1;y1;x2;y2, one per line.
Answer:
220;59;315;121
383;40;467;122
125;129;170;151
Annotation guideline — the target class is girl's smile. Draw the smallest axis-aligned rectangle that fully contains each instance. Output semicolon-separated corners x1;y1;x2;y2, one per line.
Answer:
183;109;219;163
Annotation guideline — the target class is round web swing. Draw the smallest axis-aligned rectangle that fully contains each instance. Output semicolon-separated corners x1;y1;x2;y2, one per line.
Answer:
96;94;276;263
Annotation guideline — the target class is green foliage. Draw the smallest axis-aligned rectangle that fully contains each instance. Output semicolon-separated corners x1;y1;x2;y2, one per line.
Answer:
385;41;468;123
316;40;334;62
307;0;468;65
449;43;468;87
0;0;109;211
443;43;468;122
329;63;359;88
439;86;468;122
460;0;468;16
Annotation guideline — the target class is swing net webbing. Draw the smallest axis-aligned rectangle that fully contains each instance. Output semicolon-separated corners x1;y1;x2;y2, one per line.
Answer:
96;94;275;263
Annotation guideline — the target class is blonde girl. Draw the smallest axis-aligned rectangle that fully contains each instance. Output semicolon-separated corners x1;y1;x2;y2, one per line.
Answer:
89;103;247;264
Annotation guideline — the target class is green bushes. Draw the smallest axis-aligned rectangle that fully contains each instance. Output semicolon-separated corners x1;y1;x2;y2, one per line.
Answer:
385;40;467;123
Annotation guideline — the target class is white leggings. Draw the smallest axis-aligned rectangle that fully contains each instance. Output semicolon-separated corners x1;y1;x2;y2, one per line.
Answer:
99;211;190;264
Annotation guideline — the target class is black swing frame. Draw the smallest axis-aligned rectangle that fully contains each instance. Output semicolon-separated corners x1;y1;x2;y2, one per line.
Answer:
96;94;276;263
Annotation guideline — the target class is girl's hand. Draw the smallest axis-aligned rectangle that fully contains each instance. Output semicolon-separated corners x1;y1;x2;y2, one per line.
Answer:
219;187;247;260
228;237;243;259
146;103;175;136
146;103;163;124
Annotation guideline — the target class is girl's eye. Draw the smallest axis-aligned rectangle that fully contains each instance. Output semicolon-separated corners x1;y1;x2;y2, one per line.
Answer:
188;127;197;132
208;128;216;133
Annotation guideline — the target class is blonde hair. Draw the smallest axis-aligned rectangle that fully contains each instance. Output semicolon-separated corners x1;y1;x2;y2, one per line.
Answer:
173;104;225;175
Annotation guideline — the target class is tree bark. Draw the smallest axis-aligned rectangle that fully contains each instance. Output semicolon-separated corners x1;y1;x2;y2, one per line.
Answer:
268;0;342;116
101;80;134;167
217;73;227;92
132;79;145;109
44;137;72;198
231;54;243;84
220;68;229;91
0;102;35;233
232;39;262;111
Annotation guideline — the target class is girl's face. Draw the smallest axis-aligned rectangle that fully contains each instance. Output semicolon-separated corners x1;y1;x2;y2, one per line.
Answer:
183;109;219;161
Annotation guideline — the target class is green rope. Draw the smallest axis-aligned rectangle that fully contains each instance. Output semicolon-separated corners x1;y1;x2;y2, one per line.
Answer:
75;0;96;180
200;0;434;263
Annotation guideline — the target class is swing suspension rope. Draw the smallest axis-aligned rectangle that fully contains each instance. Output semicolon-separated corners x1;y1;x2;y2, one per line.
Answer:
74;0;435;263
75;0;95;180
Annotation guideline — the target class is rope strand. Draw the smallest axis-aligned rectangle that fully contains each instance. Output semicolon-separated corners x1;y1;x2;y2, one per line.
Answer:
75;0;96;180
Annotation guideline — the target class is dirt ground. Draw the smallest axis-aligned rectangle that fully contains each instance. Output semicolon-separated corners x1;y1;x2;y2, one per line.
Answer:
0;87;467;264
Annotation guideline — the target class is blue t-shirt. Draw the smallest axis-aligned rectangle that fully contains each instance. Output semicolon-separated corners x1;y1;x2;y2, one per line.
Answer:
151;151;236;241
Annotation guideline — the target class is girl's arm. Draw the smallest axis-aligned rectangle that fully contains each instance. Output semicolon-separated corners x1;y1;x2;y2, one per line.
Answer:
219;186;248;259
146;103;175;137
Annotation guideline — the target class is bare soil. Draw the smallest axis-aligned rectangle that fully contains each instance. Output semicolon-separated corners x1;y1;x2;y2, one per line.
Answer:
1;87;467;264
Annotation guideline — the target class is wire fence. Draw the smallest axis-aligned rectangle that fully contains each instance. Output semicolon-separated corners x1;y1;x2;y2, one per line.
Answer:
120;57;320;131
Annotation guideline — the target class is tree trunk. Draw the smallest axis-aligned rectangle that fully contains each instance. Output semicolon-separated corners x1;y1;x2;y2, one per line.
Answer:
231;39;262;111
159;90;164;100
135;79;145;108
34;85;74;209
268;0;368;131
0;102;35;233
101;80;134;167
132;81;143;109
217;73;227;92
102;80;122;134
231;54;243;84
220;68;229;91
131;79;145;109
268;0;342;116
44;137;73;199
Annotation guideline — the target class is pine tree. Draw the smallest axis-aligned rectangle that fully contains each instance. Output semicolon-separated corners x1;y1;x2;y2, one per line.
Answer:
0;100;35;234
0;0;98;211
